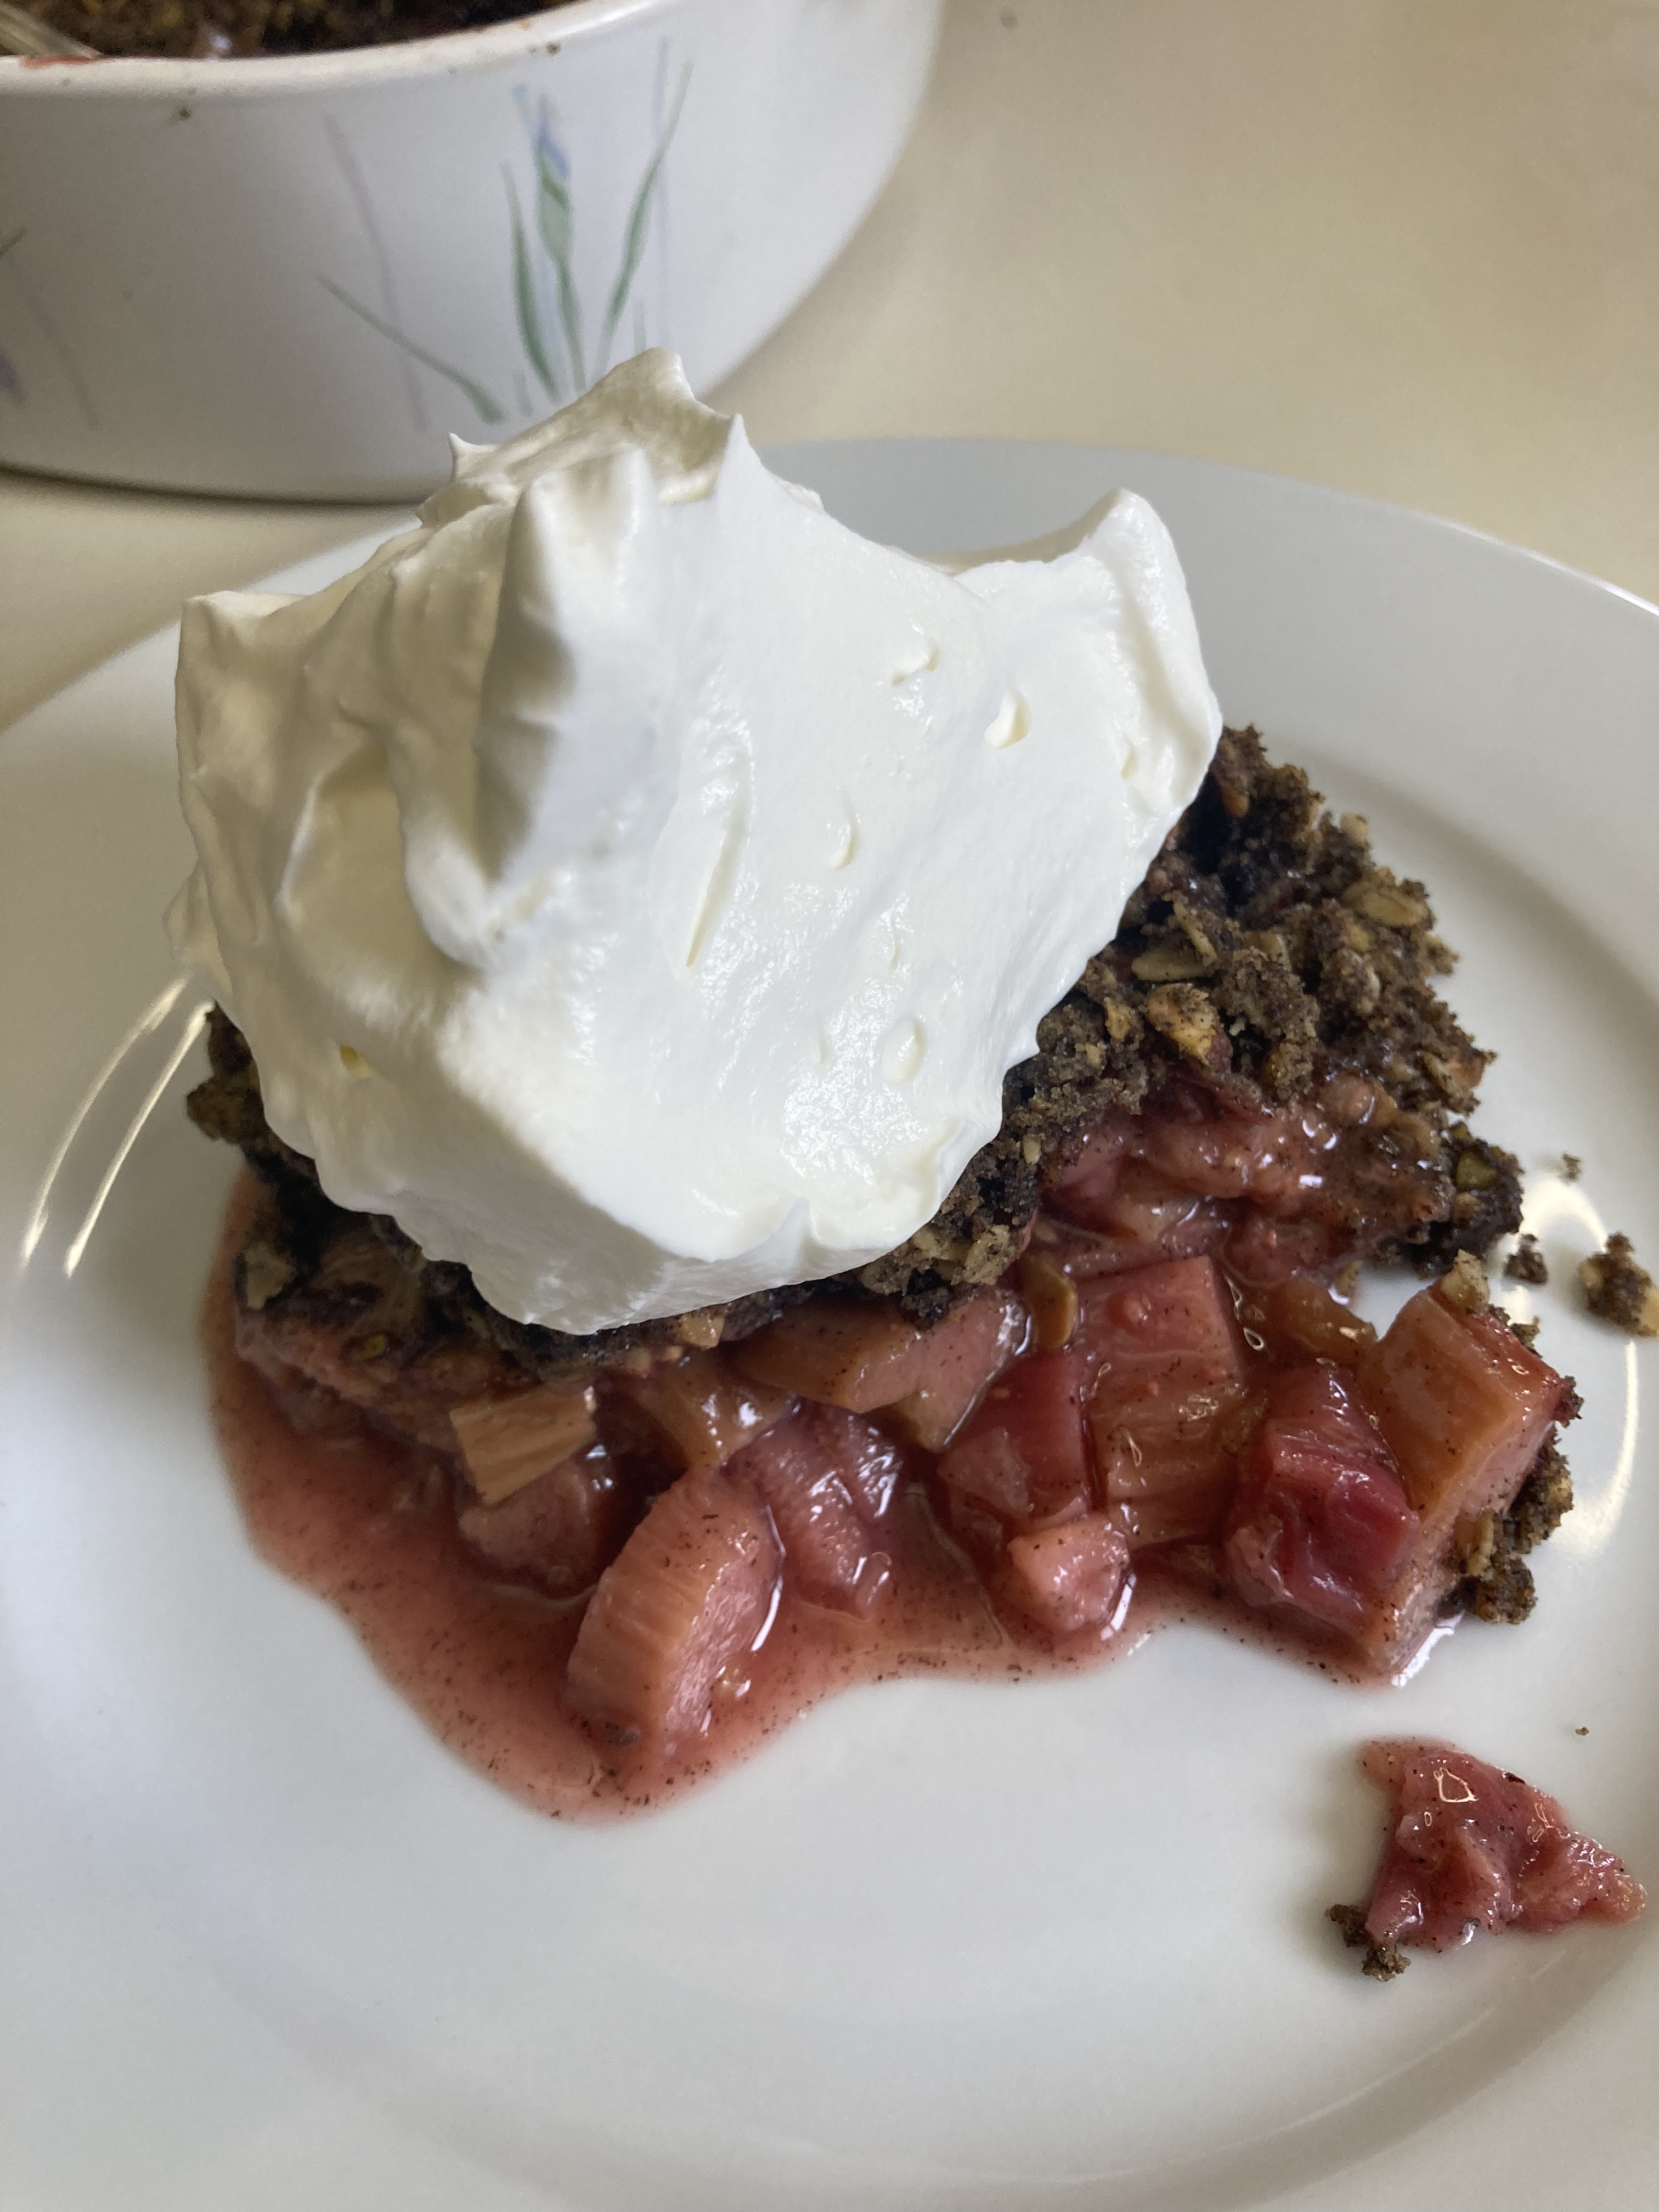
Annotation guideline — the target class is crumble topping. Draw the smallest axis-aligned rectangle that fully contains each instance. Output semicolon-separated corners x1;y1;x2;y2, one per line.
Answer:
856;726;1520;1317
1578;1233;1659;1338
187;726;1523;1374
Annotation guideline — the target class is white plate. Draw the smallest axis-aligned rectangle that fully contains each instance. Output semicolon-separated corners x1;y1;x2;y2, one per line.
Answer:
3;445;1656;2212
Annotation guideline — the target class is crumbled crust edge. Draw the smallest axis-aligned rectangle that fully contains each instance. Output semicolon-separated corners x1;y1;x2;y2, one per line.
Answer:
1454;1438;1576;1625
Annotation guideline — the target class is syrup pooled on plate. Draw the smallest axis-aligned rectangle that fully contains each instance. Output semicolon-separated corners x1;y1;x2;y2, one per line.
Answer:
208;1056;1576;1821
206;1188;1152;1820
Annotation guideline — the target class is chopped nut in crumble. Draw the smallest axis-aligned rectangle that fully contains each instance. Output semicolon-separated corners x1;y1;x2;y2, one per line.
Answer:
1438;1250;1490;1314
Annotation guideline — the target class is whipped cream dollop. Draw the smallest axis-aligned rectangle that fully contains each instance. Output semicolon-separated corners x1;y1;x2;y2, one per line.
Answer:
170;353;1221;1335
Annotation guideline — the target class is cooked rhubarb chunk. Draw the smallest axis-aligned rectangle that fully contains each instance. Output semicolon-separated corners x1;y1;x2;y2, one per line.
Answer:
458;1449;628;1595
604;1351;793;1474
1005;1515;1132;1637
1134;1097;1328;1207
1256;1276;1376;1365
238;1300;517;1453
937;1352;1093;1528
1223;1368;1417;1638
1048;1159;1235;1276
563;1469;780;1747
732;1299;928;1412
737;1406;900;1615
1350;1739;1645;1956
812;1403;909;1523
1045;1117;1131;1222
1221;1212;1355;1290
887;1289;1029;1449
1357;1283;1572;1555
1077;1256;1250;1546
449;1384;598;1504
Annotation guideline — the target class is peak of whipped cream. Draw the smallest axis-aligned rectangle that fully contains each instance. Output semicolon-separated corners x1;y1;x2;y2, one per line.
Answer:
169;351;1221;1335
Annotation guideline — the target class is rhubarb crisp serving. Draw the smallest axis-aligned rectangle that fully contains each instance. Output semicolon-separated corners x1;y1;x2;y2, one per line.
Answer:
193;718;1581;1729
171;356;1641;1959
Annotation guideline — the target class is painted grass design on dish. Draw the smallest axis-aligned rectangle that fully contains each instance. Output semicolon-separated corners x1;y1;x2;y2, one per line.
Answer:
507;167;562;407
0;224;22;404
598;62;691;374
0;222;98;425
315;58;689;437
314;275;506;427
507;60;690;405
510;91;587;399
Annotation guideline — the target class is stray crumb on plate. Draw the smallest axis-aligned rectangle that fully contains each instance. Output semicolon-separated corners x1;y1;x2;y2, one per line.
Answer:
1504;1234;1548;1286
1579;1233;1659;1338
1561;1153;1583;1182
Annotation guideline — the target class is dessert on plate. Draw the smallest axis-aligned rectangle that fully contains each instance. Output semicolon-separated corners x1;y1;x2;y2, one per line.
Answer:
175;352;1585;1830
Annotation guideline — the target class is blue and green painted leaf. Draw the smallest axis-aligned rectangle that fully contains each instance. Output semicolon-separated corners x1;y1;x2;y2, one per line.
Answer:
317;61;690;438
507;170;562;404
599;65;691;373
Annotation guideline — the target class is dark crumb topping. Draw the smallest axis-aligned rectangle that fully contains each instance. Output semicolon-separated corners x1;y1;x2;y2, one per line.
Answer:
1454;1438;1576;1626
187;725;1522;1378
1504;1234;1549;1286
16;0;555;58
857;725;1519;1318
1579;1232;1659;1338
1326;1903;1409;1980
1561;1153;1583;1182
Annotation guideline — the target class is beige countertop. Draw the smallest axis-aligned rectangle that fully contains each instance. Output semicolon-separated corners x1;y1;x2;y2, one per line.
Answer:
3;0;1655;729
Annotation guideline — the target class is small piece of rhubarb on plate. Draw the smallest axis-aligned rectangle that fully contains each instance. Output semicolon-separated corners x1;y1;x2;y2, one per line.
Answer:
1331;1739;1645;1978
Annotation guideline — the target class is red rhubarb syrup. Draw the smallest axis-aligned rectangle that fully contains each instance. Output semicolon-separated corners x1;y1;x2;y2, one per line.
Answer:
205;1238;1154;1821
204;1076;1570;1824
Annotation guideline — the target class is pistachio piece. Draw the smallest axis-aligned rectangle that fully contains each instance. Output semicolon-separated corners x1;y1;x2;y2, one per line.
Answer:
1454;1148;1499;1192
